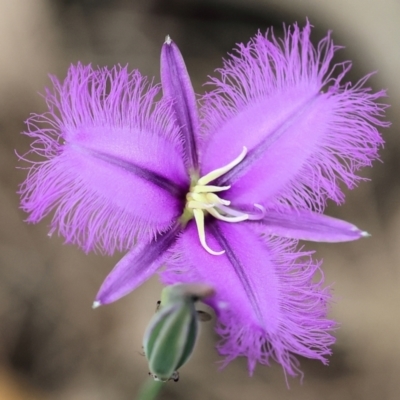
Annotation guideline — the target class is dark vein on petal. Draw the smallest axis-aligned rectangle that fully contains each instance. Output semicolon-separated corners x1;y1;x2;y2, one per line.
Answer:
216;93;320;186
255;212;362;239
209;222;265;327
102;224;181;299
163;43;199;170
72;145;185;197
261;214;332;231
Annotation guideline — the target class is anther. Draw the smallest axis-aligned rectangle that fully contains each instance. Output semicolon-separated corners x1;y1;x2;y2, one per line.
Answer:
193;185;231;193
193;209;225;255
197;147;247;186
208;208;248;222
185;147;251;256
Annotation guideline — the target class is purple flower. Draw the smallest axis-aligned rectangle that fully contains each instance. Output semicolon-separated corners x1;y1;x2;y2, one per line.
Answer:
19;22;388;376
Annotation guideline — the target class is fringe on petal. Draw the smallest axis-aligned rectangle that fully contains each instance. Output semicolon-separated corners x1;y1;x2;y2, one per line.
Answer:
162;226;335;378
19;64;186;254
215;236;335;378
200;21;388;211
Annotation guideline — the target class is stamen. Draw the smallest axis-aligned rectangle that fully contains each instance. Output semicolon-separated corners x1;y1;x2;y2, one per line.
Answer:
184;147;254;256
193;209;225;255
208;208;249;222
193;185;231;193
217;203;266;221
249;204;266;220
187;201;214;210
198;147;247;185
205;193;230;206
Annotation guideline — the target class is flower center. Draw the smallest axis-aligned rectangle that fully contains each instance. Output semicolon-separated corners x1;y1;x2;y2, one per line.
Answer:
182;147;264;255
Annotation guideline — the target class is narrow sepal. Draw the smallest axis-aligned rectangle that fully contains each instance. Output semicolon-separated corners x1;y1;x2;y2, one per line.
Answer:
161;37;200;170
95;225;181;305
250;207;368;242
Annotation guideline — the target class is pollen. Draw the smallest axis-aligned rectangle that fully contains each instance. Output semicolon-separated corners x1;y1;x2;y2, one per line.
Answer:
183;147;264;255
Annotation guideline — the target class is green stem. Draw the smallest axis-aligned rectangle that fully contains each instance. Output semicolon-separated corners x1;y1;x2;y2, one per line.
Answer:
137;379;165;400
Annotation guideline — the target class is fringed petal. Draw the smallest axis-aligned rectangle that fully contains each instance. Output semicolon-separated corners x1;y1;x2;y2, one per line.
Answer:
200;22;388;211
19;64;188;254
162;220;335;376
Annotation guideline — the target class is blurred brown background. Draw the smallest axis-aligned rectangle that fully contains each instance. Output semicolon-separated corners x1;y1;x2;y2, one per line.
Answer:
0;0;399;399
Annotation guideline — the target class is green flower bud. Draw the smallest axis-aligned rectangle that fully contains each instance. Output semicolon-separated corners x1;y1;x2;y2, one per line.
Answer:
143;284;214;382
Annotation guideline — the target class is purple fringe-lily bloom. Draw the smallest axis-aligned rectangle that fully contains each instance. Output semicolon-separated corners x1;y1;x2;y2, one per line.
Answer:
19;23;388;376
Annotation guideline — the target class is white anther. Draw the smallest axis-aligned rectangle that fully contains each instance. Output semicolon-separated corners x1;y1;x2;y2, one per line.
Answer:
184;147;250;256
193;185;231;193
208;208;249;222
205;193;230;206
254;204;265;212
193;209;225;255
198;147;247;185
216;203;266;221
187;201;214;210
247;204;266;220
190;193;208;203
